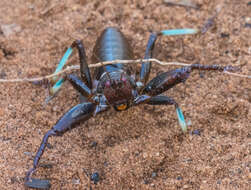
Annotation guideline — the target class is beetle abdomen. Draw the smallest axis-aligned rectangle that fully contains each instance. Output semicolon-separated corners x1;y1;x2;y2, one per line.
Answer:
93;27;133;79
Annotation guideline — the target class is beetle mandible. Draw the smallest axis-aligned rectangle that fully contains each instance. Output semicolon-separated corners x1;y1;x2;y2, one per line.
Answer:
25;27;234;189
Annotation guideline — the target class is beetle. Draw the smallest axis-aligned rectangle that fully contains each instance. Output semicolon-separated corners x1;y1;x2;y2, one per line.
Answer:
25;27;234;189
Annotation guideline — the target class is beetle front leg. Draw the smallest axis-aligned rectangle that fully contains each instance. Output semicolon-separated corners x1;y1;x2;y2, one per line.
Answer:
25;102;97;189
49;40;92;99
142;64;235;96
52;40;92;86
47;74;92;103
72;40;92;89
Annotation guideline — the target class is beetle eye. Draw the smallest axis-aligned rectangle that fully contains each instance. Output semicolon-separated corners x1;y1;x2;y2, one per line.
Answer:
121;77;127;82
105;81;110;87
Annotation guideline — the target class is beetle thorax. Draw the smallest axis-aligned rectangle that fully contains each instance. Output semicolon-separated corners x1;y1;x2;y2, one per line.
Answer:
97;71;135;111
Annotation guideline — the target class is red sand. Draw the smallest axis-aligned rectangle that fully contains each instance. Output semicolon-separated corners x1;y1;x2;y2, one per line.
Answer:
0;0;250;189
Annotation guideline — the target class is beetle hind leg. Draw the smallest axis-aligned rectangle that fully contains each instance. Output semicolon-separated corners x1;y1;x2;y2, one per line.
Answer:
139;28;199;88
25;102;97;189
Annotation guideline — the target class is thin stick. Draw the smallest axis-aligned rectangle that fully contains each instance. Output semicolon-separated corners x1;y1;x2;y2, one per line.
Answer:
223;71;251;79
0;59;250;83
163;0;200;9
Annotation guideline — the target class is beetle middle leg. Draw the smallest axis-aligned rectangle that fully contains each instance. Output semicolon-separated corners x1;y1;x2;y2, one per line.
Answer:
138;31;191;131
49;40;92;98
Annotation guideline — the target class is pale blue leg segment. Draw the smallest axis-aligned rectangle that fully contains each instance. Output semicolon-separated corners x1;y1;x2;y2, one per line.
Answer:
161;28;198;36
46;47;73;103
50;78;65;95
52;47;73;82
49;47;73;95
176;107;187;132
46;78;65;103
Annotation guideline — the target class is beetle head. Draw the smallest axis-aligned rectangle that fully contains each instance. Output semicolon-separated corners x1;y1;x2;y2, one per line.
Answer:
103;72;136;111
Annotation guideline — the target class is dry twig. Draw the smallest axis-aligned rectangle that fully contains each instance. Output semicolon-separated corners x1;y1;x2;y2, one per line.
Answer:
0;58;250;83
163;0;200;9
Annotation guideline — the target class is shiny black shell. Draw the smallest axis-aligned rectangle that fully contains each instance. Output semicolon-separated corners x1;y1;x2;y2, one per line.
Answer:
92;27;134;80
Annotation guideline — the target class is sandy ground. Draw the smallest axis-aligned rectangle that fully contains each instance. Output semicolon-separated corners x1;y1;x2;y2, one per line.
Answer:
0;0;250;189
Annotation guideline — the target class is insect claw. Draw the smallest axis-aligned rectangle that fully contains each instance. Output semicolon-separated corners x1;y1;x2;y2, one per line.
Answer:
25;168;51;189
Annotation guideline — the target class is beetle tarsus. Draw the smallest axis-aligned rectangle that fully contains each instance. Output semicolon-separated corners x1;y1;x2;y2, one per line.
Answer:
25;178;51;189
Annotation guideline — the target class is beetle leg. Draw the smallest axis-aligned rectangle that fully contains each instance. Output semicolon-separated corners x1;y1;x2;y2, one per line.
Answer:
66;74;92;98
139;28;199;87
142;67;191;96
72;40;92;89
134;95;187;132
142;64;235;96
139;32;158;85
25;102;98;189
65;74;93;103
47;44;74;100
140;28;198;85
140;64;235;132
52;46;73;83
49;40;92;99
147;95;187;132
160;28;198;36
46;74;92;103
46;46;73;102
